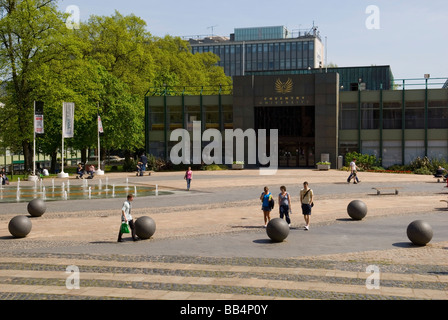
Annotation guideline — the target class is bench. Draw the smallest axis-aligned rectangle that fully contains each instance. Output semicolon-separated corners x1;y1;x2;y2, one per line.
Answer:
440;200;448;207
372;187;400;195
434;176;447;183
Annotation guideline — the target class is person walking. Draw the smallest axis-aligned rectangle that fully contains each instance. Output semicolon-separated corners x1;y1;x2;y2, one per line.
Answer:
300;181;314;230
184;167;193;190
347;158;361;184
260;186;273;227
140;153;148;175
278;186;292;227
117;194;137;242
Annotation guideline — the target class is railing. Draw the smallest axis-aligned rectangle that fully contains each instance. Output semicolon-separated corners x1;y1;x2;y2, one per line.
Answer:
392;77;448;90
145;85;233;96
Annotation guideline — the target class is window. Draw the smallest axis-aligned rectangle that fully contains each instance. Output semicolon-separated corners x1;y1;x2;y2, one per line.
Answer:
339;103;358;130
169;106;182;130
428;100;448;129
383;102;402;129
405;102;424;129
361;102;379;129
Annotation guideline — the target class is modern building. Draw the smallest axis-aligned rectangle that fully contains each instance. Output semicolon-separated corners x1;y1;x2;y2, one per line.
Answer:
188;25;324;77
188;26;394;92
145;73;448;169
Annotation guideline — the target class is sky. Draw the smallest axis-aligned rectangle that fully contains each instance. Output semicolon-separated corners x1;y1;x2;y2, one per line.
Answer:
59;0;448;81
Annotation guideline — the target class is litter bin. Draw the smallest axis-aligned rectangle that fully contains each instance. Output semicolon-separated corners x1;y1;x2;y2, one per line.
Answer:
337;155;343;169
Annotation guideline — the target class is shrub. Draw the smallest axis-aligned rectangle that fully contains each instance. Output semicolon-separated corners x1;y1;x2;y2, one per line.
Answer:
123;158;137;172
344;151;381;170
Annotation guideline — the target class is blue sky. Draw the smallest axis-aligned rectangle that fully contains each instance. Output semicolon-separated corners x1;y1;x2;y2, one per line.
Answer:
59;0;448;81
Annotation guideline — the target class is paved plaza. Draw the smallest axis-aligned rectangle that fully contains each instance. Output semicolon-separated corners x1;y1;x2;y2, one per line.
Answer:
0;168;447;302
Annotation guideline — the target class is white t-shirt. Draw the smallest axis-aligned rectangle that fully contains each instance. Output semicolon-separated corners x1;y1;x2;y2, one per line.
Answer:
121;200;133;221
350;161;357;172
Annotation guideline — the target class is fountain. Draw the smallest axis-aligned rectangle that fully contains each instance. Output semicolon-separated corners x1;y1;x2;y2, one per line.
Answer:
0;178;169;203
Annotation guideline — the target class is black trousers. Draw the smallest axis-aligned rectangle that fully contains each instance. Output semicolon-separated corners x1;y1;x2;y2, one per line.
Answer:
118;219;136;241
279;204;291;224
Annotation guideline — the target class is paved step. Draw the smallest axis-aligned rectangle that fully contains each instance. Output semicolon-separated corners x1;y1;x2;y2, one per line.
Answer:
0;254;447;300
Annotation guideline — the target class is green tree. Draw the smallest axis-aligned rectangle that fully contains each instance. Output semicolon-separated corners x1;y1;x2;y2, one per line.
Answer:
77;10;154;97
0;0;69;170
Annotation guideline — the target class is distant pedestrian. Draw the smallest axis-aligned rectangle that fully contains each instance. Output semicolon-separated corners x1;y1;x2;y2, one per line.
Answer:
0;168;8;185
140;153;148;174
347;158;361;184
117;194;137;242
260;186;273;227
278;186;292;227
300;181;314;230
184;167;193;190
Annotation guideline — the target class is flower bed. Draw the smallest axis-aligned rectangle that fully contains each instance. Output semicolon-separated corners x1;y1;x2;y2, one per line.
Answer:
366;169;413;174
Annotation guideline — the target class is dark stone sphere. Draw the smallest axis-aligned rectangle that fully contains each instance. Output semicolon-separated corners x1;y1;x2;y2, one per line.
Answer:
8;215;32;238
407;220;433;246
27;198;46;217
347;200;368;220
135;216;156;240
266;218;290;242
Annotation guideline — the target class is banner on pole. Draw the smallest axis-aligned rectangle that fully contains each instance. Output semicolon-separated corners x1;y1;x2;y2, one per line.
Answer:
34;114;44;134
98;115;104;134
34;101;44;134
63;102;75;138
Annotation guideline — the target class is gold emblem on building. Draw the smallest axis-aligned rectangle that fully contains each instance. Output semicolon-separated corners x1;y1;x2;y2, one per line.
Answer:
275;78;293;94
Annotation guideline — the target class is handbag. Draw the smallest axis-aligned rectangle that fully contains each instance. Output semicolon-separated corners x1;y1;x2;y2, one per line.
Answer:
120;222;130;234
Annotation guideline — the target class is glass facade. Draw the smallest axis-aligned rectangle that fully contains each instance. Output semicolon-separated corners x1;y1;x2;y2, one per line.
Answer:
191;39;317;77
234;26;287;41
339;88;448;166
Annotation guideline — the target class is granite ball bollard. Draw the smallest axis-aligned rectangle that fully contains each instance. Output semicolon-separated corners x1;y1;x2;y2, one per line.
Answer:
407;220;433;246
135;216;156;240
266;218;290;242
347;200;368;220
27;198;46;217
8;215;32;238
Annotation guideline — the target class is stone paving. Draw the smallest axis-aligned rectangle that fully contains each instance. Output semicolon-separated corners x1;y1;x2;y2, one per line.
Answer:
0;168;447;302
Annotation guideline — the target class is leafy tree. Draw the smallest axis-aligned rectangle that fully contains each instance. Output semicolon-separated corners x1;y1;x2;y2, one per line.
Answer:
0;5;232;171
0;0;69;170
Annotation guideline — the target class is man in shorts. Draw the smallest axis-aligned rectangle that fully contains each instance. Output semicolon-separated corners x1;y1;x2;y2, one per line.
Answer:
300;181;314;230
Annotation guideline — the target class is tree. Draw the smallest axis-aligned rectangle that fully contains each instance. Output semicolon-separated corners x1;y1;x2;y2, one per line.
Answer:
77;11;154;97
0;6;232;170
0;0;69;170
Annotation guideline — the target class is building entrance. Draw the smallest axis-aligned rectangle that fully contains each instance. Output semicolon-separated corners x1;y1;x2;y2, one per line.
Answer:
254;106;315;167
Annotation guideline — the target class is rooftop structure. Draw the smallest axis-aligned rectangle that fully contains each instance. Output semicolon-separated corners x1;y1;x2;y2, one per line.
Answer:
188;25;324;77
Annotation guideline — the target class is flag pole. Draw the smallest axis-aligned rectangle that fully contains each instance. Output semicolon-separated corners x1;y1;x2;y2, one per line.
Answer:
58;102;69;178
29;101;38;182
96;102;104;175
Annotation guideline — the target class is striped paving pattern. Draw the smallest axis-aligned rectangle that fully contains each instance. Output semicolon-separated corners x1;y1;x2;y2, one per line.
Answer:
0;254;447;300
